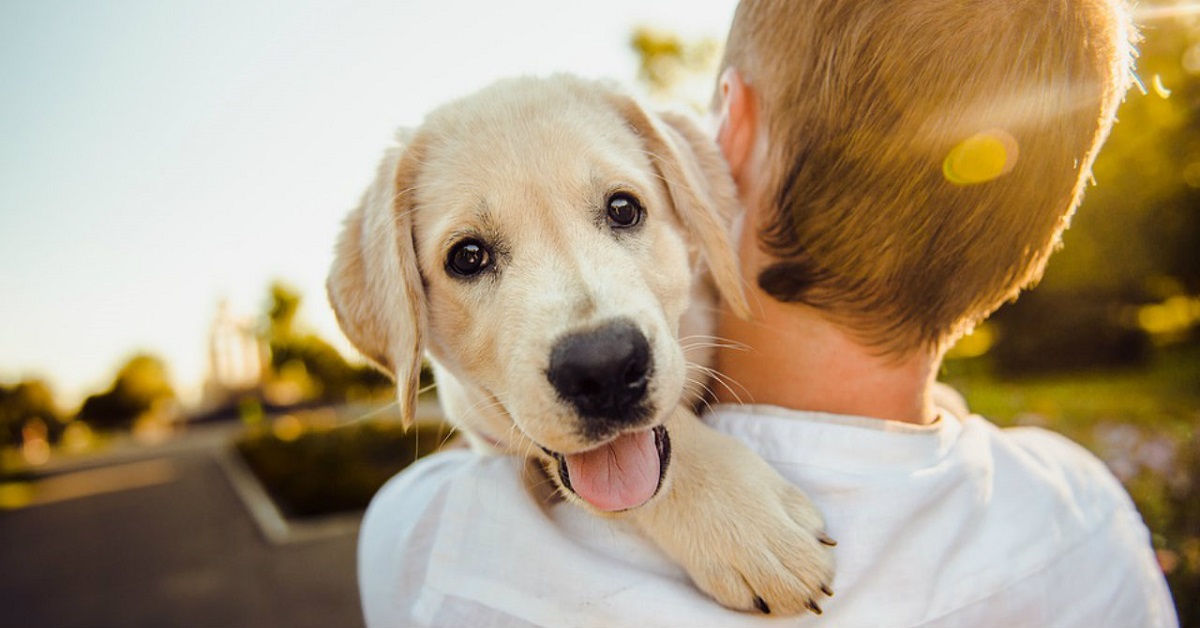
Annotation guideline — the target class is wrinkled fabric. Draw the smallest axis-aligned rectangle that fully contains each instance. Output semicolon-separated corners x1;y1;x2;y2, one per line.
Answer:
358;397;1178;627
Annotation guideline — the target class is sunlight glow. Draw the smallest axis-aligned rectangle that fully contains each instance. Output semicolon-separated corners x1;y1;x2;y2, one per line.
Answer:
946;323;996;359
1135;3;1200;21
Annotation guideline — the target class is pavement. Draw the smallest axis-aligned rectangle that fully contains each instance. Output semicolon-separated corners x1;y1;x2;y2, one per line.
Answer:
0;423;365;628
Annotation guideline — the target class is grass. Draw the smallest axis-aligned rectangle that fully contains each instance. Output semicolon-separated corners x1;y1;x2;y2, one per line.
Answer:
943;343;1199;433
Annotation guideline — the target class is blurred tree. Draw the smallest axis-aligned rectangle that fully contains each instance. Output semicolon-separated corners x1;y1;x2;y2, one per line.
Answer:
630;26;721;107
263;281;391;404
1039;12;1200;297
0;379;64;448
78;354;176;432
267;281;301;343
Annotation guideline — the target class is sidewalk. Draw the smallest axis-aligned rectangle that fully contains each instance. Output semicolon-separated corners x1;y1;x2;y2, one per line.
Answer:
0;424;365;628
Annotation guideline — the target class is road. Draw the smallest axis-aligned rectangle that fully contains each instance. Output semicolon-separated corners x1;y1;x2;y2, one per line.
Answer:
0;430;364;628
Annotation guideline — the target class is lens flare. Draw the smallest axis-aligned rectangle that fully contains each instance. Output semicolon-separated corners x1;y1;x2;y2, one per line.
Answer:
943;129;1018;185
1152;74;1172;99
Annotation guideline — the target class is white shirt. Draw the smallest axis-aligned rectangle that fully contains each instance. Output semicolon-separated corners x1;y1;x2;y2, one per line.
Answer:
358;400;1178;627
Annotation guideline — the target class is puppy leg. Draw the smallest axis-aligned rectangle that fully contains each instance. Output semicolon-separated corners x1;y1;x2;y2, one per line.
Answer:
629;407;836;615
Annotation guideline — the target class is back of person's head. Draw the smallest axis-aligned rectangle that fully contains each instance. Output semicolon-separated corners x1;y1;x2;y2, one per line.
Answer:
719;0;1138;355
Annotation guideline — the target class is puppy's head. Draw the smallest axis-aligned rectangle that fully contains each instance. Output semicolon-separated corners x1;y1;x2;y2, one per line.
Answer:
328;76;745;511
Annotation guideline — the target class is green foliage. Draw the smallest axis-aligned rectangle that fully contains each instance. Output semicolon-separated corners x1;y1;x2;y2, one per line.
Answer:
77;354;175;432
267;281;302;343
1162;434;1200;625
263;281;392;404
0;379;63;448
1025;13;1200;296
630;26;721;106
236;414;451;518
989;291;1151;375
943;345;1200;432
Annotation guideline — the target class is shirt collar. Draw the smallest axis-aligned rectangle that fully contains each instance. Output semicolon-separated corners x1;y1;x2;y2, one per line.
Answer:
703;403;966;474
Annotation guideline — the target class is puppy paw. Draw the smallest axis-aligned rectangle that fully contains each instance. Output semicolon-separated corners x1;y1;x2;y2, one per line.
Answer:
631;412;837;615
684;480;837;615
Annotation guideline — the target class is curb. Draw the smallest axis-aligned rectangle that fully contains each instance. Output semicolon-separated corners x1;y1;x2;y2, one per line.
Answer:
214;446;362;545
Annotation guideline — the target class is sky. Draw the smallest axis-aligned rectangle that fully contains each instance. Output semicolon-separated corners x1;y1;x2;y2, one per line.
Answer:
0;0;739;407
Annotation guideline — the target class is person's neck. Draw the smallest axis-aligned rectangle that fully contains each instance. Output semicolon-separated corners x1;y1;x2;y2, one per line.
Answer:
711;294;941;425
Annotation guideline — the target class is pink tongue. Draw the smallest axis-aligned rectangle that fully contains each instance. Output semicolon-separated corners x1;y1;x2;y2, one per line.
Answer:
564;430;660;512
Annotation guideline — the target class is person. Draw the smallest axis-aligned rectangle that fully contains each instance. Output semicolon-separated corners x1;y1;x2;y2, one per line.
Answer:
357;0;1179;625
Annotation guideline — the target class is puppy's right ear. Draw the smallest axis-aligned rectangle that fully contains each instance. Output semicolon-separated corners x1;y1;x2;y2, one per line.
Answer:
604;93;751;319
327;139;427;427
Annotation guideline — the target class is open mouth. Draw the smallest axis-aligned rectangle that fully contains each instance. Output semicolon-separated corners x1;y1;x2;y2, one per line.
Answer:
543;425;671;512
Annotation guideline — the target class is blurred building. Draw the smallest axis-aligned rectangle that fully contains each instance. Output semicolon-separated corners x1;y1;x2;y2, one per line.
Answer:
201;300;266;410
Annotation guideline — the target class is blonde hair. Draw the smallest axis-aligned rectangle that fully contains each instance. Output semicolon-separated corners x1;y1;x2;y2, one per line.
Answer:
720;0;1138;354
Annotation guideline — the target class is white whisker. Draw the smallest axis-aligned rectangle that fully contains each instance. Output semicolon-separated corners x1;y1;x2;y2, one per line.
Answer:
690;362;753;406
335;399;401;428
678;333;751;353
435;423;461;450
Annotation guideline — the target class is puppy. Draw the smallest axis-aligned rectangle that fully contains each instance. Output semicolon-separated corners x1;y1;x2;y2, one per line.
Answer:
328;75;835;615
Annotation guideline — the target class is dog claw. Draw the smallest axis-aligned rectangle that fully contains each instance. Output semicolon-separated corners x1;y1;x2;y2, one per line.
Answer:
753;596;770;614
821;584;834;597
818;533;837;546
806;599;823;615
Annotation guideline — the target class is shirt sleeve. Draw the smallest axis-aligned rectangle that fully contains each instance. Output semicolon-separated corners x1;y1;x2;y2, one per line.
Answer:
357;450;475;628
995;427;1180;628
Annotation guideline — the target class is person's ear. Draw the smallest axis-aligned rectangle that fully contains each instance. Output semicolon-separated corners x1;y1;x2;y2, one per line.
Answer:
715;67;758;189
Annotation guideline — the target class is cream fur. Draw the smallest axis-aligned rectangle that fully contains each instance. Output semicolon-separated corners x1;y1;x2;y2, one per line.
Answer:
328;75;834;614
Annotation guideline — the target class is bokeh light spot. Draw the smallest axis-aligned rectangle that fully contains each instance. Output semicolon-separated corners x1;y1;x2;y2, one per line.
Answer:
273;414;304;442
943;129;1019;185
1152;74;1173;98
1184;42;1200;75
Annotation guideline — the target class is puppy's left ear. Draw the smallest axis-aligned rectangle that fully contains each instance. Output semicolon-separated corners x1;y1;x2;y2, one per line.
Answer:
610;96;750;319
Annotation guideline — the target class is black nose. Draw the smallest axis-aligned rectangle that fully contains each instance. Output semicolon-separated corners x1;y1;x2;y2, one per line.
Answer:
547;320;653;426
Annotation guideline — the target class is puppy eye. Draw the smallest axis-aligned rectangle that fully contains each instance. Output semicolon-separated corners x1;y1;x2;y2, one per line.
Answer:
606;192;644;229
446;239;491;277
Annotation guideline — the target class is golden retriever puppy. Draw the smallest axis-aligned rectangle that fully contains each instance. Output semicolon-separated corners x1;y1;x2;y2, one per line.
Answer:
328;75;835;615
